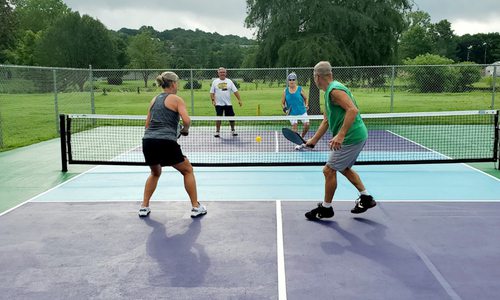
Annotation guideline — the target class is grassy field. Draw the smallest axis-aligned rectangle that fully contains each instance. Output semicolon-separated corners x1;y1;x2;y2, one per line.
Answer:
0;78;498;151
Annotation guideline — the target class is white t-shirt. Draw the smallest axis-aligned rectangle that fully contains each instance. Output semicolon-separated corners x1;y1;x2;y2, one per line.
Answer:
210;78;238;106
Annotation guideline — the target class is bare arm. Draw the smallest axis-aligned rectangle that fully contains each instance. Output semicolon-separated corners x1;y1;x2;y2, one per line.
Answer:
281;91;286;113
234;91;243;107
329;89;359;150
307;114;329;147
301;88;309;109
171;95;190;135
210;92;216;106
145;97;156;128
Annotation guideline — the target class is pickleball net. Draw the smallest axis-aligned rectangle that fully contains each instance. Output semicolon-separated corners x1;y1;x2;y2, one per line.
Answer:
59;110;499;170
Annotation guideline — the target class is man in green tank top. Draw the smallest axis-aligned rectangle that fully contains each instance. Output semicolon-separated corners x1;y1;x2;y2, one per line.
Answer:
304;61;376;220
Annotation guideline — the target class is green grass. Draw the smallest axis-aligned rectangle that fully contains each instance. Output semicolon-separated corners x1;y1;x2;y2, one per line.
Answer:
0;81;498;151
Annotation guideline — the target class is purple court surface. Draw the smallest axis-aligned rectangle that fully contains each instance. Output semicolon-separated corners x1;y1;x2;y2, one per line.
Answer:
1;160;499;299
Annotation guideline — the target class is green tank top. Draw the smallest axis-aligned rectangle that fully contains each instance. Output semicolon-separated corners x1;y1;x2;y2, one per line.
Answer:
325;81;367;145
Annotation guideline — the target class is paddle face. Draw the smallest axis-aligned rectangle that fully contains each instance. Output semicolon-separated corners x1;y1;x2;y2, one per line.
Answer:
282;128;314;148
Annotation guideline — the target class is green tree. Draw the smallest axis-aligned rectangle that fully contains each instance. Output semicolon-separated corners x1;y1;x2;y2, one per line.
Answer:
11;0;70;33
245;0;410;113
127;30;169;87
35;12;118;90
403;54;455;93
5;30;40;65
399;11;434;60
432;20;457;60
36;12;117;68
110;31;129;68
246;0;410;67
399;11;458;61
0;0;17;63
456;33;500;63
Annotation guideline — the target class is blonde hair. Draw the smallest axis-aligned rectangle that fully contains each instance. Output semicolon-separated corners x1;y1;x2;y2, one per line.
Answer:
313;61;333;78
156;71;179;88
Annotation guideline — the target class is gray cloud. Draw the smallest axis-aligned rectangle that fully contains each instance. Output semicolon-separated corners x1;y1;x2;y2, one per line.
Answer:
412;0;500;20
62;0;499;37
62;0;253;37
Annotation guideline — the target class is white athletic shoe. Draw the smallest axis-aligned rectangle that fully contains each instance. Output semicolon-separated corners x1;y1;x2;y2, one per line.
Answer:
231;130;238;136
138;206;151;217
294;144;305;150
191;203;207;218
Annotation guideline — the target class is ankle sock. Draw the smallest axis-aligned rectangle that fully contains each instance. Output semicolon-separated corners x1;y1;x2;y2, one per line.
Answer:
322;201;332;208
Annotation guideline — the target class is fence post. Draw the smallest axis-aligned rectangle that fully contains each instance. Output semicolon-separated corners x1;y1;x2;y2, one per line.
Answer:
53;69;59;133
190;69;194;115
492;65;497;109
390;66;395;113
0;111;4;148
89;65;95;114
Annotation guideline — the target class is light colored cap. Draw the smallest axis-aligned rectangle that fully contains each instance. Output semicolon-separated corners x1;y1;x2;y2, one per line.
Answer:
287;72;297;80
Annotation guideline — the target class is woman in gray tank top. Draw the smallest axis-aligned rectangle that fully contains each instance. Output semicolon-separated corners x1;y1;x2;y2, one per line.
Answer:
139;71;207;218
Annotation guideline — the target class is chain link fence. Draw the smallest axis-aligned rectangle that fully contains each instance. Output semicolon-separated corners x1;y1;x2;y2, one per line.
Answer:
0;64;497;151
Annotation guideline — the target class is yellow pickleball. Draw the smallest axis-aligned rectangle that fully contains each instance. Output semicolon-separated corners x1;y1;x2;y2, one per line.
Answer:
255;136;262;143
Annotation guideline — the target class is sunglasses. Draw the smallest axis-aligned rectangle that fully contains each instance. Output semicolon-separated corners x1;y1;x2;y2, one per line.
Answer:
288;79;296;81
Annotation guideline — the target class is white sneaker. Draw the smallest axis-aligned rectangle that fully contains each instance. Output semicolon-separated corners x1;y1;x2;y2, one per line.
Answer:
294;144;305;150
214;132;220;138
191;203;207;218
138;206;151;217
231;130;238;136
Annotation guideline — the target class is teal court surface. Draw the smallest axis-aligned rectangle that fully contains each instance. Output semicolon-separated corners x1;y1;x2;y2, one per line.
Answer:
1;161;500;299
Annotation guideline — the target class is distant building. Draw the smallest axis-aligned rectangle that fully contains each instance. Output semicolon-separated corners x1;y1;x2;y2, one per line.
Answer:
485;61;500;76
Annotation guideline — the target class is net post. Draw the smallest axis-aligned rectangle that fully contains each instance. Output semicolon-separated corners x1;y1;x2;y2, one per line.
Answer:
495;110;499;170
60;114;68;172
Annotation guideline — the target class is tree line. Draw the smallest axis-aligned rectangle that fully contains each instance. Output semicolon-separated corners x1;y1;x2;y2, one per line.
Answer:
1;0;499;71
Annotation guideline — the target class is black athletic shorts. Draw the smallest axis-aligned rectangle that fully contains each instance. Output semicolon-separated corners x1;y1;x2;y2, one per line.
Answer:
142;138;185;166
215;105;235;116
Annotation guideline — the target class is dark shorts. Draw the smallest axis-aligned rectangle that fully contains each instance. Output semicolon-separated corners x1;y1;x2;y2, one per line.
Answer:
142;138;185;166
215;105;235;116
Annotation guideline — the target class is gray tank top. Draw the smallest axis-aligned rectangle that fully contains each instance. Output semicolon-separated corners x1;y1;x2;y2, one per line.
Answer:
143;93;180;140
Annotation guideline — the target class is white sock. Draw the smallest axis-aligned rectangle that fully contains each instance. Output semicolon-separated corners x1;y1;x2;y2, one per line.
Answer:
322;201;332;208
360;190;370;196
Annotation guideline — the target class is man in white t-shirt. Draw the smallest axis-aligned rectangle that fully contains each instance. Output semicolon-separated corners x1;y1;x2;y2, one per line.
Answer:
210;67;243;137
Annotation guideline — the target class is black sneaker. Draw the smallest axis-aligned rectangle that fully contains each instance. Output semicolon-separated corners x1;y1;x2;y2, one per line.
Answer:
351;195;376;214
305;203;334;220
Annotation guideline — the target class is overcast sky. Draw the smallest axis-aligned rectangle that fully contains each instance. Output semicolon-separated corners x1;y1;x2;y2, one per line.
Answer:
62;0;500;38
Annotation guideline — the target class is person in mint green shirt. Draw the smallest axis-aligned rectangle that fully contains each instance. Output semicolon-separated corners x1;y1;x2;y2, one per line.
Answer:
304;61;376;220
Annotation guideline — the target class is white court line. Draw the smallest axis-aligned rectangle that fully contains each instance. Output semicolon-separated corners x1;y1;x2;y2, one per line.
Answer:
30;199;500;203
276;200;287;300
0;165;101;217
275;131;279;153
457;163;500;182
386;130;450;159
386;130;500;182
378;205;462;300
